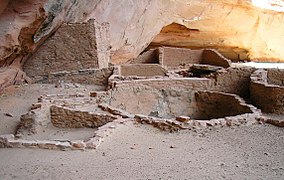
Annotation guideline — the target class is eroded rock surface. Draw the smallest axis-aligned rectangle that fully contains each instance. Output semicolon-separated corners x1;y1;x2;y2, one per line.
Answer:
1;0;284;68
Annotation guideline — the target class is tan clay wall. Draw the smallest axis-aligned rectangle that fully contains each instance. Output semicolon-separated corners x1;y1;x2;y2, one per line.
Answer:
114;78;211;91
24;19;110;82
250;70;284;114
107;84;197;118
120;64;167;77
159;47;203;67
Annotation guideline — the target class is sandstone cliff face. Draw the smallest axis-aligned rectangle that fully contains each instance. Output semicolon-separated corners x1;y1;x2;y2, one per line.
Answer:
0;0;284;69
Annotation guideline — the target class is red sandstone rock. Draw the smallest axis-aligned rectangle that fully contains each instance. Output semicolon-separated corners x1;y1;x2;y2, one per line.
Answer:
1;0;284;91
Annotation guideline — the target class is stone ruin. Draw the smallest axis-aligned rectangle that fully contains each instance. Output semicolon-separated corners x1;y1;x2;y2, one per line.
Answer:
0;20;283;151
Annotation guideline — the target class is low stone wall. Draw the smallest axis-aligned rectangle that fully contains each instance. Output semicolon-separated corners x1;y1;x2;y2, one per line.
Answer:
50;105;117;128
250;69;284;114
0;118;130;151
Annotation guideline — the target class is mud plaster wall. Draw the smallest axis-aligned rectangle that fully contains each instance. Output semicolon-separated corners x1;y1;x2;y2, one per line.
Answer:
250;69;284;114
113;66;254;98
120;64;167;77
113;78;211;91
106;84;253;120
50;105;116;128
157;47;231;68
195;91;253;120
159;47;203;67
106;85;197;119
24;19;110;82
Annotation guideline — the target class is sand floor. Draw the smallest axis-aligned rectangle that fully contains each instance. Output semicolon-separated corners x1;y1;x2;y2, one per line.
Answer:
0;84;284;179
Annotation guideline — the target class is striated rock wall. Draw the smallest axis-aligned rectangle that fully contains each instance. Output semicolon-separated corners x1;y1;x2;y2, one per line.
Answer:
0;0;284;77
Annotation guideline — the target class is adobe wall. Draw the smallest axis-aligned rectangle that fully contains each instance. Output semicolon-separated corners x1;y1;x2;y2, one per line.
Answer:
159;47;203;67
106;84;197;119
106;84;257;120
158;47;231;68
24;19;110;82
113;78;212;91
120;64;167;77
250;69;284;114
110;64;254;98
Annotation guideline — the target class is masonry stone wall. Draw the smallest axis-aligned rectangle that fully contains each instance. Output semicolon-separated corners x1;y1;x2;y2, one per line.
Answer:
24;19;110;83
50;105;116;128
250;69;284;114
209;67;255;98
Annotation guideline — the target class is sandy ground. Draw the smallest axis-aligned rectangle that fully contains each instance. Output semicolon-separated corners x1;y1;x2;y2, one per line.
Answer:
0;84;284;179
0;123;284;180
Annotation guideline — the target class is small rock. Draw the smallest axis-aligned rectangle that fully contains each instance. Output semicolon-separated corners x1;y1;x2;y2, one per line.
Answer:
176;116;191;122
90;92;98;97
219;162;225;166
170;145;176;149
4;113;13;117
72;142;85;149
